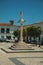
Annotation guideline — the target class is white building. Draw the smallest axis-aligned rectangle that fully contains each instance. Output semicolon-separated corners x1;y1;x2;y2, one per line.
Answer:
0;21;43;42
0;21;18;41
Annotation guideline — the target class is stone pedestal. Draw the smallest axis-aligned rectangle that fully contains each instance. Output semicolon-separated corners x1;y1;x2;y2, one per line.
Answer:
10;41;31;49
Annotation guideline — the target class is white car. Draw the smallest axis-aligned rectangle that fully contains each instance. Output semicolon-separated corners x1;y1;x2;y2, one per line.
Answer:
6;39;15;42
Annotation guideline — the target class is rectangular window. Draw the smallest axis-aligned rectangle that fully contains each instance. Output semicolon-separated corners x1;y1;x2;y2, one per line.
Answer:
6;28;10;33
1;36;4;39
6;36;11;40
1;28;5;33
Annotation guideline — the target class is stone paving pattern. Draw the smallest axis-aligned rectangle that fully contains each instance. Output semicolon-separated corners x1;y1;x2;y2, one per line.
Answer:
0;42;43;65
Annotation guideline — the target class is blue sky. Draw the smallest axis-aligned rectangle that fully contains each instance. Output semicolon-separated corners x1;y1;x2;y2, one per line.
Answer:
0;0;43;25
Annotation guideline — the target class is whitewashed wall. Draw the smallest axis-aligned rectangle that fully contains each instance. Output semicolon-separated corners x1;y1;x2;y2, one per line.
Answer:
0;25;19;39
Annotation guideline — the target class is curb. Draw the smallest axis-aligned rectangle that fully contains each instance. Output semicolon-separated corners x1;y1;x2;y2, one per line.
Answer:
1;48;43;53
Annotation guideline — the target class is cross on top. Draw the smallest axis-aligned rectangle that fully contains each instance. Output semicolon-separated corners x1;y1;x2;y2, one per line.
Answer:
20;11;23;19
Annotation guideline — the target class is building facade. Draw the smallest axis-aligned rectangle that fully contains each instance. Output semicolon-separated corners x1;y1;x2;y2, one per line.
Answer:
0;21;43;42
0;23;18;41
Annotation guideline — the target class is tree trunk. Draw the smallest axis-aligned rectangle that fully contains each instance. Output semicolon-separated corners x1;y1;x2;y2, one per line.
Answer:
39;36;41;47
30;37;31;42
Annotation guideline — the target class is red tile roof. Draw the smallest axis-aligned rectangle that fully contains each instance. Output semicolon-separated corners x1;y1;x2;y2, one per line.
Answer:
0;23;13;26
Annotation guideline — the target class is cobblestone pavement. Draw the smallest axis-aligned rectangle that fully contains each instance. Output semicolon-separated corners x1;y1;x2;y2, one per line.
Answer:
0;42;43;65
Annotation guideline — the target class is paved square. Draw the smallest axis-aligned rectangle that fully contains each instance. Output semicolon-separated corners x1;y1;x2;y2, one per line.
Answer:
9;57;43;65
0;42;43;65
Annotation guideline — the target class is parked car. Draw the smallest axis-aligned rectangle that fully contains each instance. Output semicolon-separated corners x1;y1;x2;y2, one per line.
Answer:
0;40;2;42
15;37;18;42
41;38;43;45
24;40;31;43
6;39;15;43
0;38;6;42
31;40;37;44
